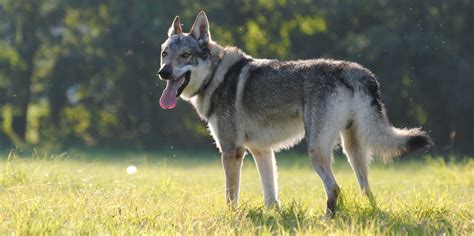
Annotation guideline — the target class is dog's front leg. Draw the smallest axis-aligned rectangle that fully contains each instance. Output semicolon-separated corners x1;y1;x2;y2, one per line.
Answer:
249;148;281;208
221;148;245;208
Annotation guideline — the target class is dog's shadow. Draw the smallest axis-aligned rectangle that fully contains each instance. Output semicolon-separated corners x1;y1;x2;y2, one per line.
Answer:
235;192;446;234
240;201;310;233
239;201;387;233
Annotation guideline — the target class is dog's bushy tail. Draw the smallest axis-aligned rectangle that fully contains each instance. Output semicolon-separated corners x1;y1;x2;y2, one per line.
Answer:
353;76;433;161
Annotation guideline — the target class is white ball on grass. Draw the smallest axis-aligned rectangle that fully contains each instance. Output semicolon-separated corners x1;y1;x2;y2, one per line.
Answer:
127;165;137;175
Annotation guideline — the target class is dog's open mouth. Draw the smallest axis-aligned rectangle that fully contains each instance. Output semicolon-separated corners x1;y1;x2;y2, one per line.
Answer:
159;71;191;109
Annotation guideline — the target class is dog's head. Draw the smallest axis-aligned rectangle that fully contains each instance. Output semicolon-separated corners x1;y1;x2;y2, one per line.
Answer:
158;11;214;109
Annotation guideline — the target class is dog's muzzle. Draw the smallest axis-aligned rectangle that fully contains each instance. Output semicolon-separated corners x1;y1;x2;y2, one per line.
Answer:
158;65;172;80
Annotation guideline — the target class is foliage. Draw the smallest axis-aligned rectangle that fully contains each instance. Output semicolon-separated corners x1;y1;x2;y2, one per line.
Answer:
0;151;472;234
0;0;473;153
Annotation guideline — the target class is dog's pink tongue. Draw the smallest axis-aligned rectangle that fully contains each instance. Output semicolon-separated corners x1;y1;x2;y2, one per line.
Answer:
160;80;181;109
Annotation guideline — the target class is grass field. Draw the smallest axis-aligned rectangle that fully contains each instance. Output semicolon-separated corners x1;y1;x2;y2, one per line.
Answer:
0;150;472;234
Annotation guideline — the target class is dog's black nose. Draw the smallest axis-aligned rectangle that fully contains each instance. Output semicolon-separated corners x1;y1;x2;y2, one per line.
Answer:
158;66;172;79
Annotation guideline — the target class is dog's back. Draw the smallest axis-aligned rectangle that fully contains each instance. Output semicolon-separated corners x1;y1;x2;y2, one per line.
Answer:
232;58;431;157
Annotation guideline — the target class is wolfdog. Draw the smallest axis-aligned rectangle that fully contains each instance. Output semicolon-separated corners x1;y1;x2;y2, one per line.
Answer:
158;12;432;215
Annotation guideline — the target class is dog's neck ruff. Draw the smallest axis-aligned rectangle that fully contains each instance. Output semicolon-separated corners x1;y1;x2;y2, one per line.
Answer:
205;58;252;118
192;56;221;97
189;46;251;121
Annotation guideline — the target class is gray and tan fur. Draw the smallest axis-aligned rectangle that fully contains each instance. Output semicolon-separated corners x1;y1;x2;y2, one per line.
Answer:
158;12;432;215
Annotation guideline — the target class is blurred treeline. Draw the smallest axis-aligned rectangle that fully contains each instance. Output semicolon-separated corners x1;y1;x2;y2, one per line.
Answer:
0;0;472;154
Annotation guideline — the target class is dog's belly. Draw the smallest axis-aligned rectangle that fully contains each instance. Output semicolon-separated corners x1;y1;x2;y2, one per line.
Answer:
243;116;305;151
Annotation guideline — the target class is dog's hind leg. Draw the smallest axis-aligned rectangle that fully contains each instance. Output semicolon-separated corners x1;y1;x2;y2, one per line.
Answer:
304;102;345;216
222;147;245;208
249;148;280;208
341;127;375;204
307;143;340;216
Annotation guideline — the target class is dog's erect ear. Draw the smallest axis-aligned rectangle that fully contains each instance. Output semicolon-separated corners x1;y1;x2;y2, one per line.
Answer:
168;16;182;37
190;11;211;45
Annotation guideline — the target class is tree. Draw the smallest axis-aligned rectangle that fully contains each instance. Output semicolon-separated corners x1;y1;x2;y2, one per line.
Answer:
0;0;65;142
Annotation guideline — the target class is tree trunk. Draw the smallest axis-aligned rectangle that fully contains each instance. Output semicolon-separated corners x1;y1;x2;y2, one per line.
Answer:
11;1;39;141
11;69;33;140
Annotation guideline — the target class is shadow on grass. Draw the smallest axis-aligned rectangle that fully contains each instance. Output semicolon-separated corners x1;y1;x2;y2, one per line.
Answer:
236;191;456;234
237;201;312;234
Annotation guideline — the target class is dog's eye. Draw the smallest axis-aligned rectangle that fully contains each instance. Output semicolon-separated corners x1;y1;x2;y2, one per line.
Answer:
161;51;168;57
181;53;191;58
